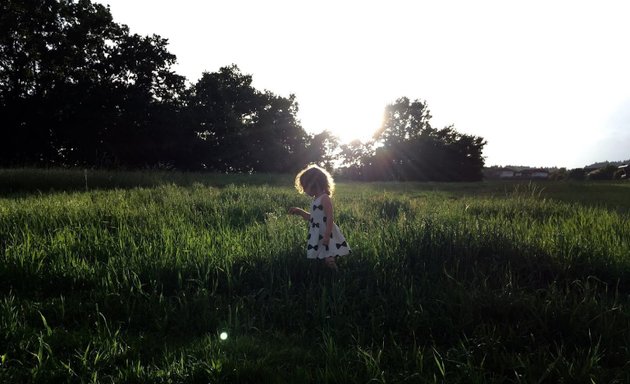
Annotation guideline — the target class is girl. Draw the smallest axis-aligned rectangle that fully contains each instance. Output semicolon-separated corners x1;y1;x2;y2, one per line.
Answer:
288;164;351;270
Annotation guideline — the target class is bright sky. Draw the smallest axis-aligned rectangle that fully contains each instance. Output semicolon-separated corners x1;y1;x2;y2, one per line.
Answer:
95;0;630;168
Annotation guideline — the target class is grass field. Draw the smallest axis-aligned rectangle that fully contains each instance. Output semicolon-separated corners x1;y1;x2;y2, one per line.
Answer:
1;169;629;383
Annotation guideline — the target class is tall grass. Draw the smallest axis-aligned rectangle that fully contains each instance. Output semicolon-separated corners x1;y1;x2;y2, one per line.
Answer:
1;169;629;382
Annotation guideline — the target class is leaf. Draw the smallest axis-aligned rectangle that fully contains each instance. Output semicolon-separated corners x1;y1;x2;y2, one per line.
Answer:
39;312;53;336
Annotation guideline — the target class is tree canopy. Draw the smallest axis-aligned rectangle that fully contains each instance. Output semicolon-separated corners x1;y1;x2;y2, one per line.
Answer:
187;65;315;173
337;97;486;181
1;0;486;180
0;0;189;167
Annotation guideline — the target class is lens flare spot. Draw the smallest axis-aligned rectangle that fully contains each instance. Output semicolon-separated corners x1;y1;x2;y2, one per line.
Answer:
220;332;228;340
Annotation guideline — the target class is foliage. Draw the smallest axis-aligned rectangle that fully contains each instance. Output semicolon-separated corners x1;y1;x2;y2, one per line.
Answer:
187;65;314;173
1;1;488;178
567;168;586;180
0;0;189;167
1;170;630;382
614;168;627;180
303;130;339;170
338;139;375;179
338;97;487;181
0;1;316;172
587;164;620;181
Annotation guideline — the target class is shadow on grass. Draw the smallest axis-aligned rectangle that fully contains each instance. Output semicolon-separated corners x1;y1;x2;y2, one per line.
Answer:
540;181;630;213
3;239;630;383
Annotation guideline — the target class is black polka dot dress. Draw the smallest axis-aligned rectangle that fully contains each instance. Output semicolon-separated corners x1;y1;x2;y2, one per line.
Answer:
306;194;351;259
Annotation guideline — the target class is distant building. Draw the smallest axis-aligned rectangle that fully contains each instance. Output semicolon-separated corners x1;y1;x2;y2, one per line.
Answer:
619;164;628;179
483;167;550;180
521;168;549;179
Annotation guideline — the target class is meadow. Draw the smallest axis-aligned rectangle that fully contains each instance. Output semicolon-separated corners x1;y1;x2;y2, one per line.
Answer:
1;169;630;383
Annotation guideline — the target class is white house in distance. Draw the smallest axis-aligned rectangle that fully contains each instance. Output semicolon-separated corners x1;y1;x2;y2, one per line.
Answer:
521;168;549;179
485;167;550;180
499;169;515;178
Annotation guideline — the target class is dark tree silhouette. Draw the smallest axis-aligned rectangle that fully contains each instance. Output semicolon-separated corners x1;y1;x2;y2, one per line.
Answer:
302;130;339;170
1;1;486;176
338;97;486;181
187;65;311;172
0;0;188;168
249;91;310;172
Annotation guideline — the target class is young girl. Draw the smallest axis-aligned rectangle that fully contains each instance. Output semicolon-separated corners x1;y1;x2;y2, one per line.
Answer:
288;164;351;269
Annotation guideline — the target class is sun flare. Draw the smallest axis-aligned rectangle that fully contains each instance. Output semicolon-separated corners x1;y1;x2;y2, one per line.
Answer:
299;97;385;144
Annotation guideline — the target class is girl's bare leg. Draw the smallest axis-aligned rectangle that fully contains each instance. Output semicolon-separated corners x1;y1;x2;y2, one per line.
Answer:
325;256;338;271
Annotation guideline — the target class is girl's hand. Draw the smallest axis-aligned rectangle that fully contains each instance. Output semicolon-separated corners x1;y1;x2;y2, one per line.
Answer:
288;207;306;219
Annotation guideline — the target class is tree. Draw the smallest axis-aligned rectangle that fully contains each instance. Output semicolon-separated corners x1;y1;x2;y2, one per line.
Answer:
187;65;312;172
567;168;586;180
244;91;310;172
367;97;486;181
374;97;434;147
587;165;618;180
187;65;257;171
337;139;374;179
302;130;339;170
101;32;188;167
0;0;188;168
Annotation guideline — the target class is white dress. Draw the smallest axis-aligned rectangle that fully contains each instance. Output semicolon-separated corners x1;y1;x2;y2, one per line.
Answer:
306;194;351;259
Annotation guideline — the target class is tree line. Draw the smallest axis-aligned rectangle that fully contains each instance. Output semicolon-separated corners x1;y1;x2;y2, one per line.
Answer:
1;0;486;180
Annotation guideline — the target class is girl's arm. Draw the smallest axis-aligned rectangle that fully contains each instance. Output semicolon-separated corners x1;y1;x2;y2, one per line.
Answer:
320;195;334;246
288;207;310;221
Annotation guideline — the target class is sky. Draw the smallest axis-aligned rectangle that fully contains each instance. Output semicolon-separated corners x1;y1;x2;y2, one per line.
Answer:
94;0;630;169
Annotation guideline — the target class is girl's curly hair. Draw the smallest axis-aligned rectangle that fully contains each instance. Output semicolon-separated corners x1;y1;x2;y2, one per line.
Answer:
294;164;335;197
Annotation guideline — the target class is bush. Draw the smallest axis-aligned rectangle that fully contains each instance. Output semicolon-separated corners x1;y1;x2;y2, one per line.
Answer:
613;169;627;180
567;168;586;180
587;165;618;180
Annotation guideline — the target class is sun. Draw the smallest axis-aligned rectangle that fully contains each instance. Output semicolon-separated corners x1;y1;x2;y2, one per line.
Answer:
299;96;385;144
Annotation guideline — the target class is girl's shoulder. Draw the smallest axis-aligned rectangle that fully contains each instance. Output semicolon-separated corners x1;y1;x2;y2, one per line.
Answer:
317;193;333;208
